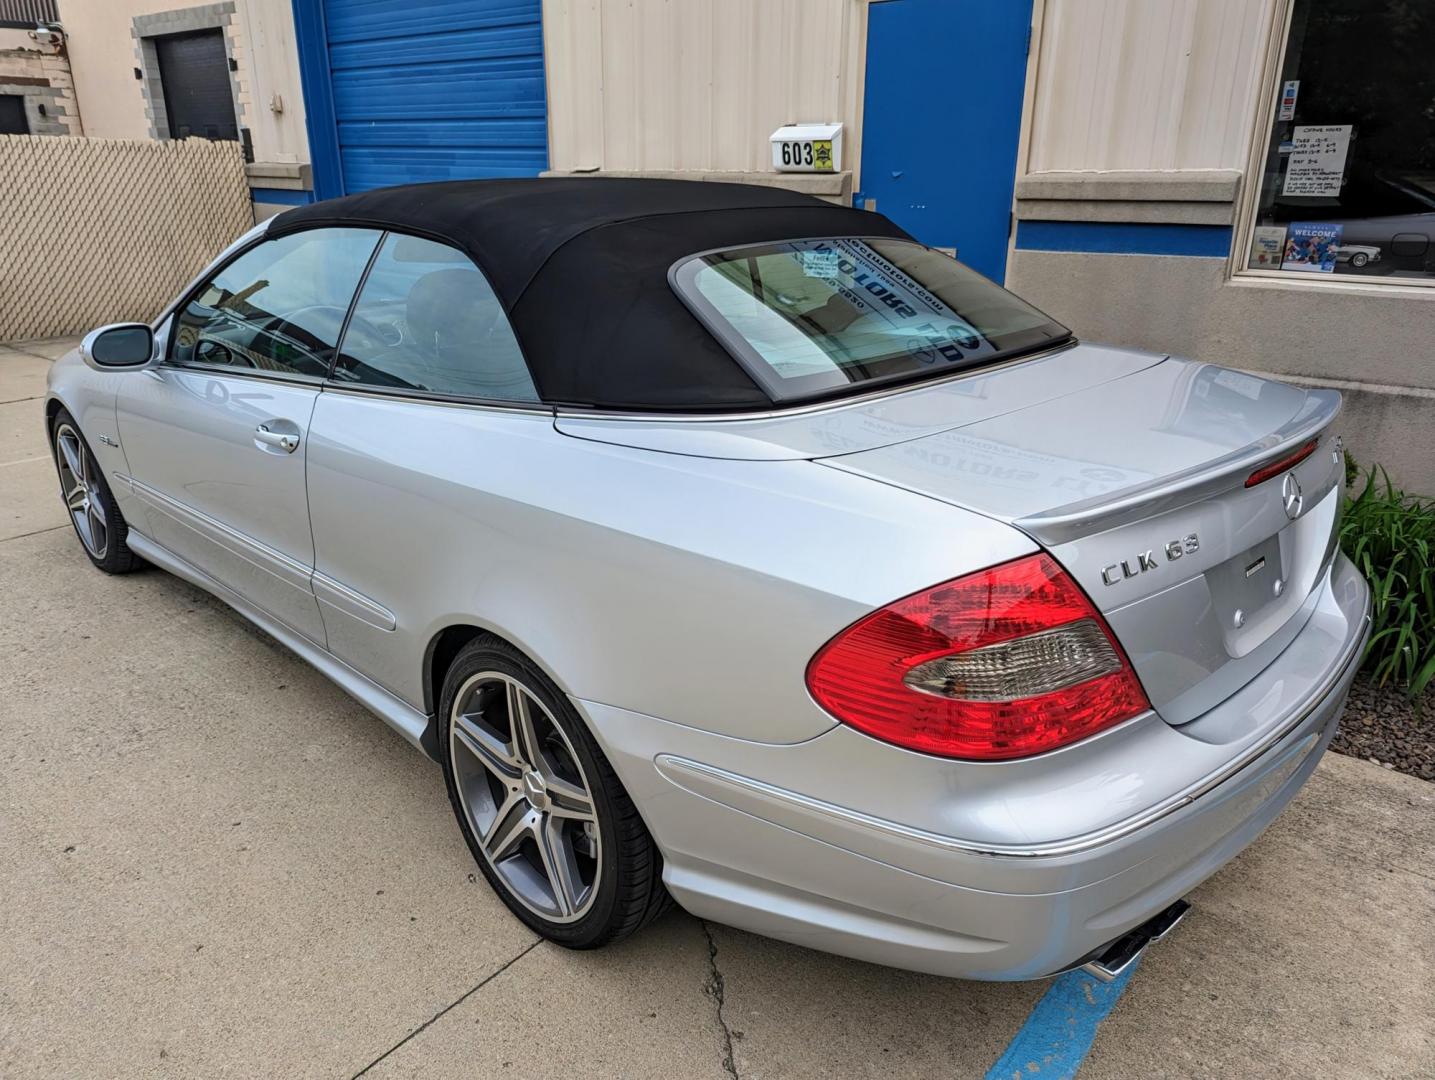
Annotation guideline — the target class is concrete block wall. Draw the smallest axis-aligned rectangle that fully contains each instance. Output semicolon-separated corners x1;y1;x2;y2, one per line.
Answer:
130;2;246;142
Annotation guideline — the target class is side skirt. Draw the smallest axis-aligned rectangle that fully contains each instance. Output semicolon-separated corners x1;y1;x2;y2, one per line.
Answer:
125;529;439;760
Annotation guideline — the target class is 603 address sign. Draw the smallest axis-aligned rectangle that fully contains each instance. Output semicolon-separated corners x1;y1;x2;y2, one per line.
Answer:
777;139;834;172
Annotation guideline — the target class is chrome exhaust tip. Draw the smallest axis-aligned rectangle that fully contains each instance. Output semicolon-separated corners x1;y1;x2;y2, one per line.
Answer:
1081;898;1191;982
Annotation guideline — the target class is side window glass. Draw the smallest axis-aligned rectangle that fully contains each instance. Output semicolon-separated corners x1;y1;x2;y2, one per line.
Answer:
332;234;539;402
171;228;380;378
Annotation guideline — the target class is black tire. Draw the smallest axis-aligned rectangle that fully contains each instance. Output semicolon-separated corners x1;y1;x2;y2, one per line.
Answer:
438;635;672;948
50;407;142;575
1350;252;1369;268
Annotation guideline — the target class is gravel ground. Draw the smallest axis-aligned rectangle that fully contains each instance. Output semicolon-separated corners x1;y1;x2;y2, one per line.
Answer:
1332;673;1433;782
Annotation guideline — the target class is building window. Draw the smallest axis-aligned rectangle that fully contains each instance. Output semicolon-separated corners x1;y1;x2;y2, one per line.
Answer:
0;94;28;135
1245;0;1435;282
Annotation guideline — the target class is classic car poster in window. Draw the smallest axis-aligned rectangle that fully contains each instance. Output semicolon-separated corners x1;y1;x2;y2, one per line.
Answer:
1282;222;1342;273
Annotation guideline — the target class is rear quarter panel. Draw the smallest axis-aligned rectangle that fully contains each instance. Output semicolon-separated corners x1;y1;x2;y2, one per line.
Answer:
303;390;1035;743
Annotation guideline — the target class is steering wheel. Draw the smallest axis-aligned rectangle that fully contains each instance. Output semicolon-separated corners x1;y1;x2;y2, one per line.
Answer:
265;304;393;365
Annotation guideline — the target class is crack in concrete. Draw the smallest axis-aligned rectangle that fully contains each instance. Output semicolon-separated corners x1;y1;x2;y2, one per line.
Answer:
700;920;740;1080
0;524;69;545
349;937;542;1078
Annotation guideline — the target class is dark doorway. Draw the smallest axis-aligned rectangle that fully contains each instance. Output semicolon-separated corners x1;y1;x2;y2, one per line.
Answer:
154;29;237;141
0;94;28;135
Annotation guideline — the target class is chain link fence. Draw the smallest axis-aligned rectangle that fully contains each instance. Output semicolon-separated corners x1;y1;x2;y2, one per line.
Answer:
0;136;253;341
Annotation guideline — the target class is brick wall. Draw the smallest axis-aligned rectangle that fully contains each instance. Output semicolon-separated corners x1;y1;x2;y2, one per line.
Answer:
0;39;82;135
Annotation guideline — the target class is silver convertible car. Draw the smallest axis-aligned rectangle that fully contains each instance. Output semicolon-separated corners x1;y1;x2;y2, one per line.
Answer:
46;179;1369;981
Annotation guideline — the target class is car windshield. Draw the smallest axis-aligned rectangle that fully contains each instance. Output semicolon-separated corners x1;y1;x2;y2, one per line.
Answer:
671;238;1072;403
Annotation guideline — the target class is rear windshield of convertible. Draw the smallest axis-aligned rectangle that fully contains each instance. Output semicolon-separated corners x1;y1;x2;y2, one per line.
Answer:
671;238;1072;403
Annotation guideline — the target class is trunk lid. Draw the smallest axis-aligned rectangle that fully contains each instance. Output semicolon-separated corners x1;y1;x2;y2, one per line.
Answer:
555;342;1163;461
817;355;1346;724
558;343;1346;725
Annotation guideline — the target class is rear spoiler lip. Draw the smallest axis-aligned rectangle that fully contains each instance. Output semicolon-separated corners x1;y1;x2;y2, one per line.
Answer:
1015;387;1344;546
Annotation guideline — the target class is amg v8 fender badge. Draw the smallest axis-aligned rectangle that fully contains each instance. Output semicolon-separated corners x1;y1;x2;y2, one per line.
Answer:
1101;533;1199;587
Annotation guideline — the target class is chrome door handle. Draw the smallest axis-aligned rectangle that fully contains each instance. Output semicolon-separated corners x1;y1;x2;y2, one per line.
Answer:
255;423;300;453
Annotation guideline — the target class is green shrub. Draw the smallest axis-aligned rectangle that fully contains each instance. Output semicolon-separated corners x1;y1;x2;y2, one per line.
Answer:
1340;465;1435;696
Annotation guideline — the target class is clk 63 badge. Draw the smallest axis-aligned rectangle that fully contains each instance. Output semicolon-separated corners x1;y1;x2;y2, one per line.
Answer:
1101;533;1200;586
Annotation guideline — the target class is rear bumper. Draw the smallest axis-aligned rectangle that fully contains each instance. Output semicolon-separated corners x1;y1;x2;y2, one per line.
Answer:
578;554;1370;980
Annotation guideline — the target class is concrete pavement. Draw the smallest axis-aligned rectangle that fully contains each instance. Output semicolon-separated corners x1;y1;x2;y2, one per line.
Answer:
2;339;1432;1079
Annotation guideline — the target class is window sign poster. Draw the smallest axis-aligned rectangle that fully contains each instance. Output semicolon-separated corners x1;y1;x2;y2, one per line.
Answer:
1278;79;1300;121
1282;222;1342;272
1251;225;1287;267
1282;124;1352;196
801;249;840;281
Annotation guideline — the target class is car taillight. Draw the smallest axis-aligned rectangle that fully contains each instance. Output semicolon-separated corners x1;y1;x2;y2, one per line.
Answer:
805;553;1150;761
1245;438;1318;487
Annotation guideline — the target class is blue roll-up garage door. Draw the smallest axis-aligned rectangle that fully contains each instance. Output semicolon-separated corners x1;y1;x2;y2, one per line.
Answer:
296;0;547;197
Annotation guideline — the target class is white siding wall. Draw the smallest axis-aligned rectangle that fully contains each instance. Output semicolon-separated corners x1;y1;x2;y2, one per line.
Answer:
1026;0;1277;173
544;0;866;176
234;0;308;164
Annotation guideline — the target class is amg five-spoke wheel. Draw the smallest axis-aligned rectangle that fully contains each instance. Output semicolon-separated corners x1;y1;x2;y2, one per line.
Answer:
55;422;108;560
438;636;671;947
450;671;601;921
50;408;140;575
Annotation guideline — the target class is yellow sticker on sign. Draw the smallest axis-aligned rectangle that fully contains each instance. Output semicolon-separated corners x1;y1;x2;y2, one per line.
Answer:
812;140;834;172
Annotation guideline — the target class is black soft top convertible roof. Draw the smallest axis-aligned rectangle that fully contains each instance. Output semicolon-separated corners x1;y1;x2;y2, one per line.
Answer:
272;177;912;412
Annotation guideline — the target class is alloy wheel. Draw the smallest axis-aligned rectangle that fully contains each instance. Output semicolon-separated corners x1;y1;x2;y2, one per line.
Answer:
55;423;108;560
448;672;602;922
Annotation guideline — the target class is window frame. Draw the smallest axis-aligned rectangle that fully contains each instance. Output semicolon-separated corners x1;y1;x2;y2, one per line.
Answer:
1230;0;1435;293
164;225;385;385
161;223;549;411
669;235;1074;406
325;229;545;410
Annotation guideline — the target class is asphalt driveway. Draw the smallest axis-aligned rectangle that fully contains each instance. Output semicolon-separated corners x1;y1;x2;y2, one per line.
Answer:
2;339;1432;1079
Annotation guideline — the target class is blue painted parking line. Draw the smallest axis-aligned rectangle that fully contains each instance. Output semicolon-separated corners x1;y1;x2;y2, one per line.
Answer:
985;960;1140;1080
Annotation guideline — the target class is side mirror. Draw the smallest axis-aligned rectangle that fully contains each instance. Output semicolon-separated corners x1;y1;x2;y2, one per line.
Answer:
80;323;157;371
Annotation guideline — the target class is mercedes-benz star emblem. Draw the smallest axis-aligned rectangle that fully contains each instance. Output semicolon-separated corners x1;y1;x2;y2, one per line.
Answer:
1281;472;1303;520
